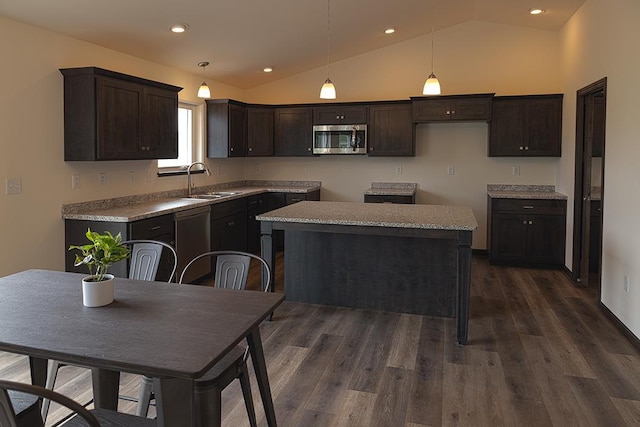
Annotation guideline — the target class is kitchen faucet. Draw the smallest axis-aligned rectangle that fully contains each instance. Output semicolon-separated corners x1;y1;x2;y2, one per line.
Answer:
187;162;212;196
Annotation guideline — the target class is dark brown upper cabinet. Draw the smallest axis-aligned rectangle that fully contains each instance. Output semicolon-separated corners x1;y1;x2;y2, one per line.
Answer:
207;99;247;158
368;102;414;157
312;105;368;125
411;94;494;122
247;107;274;156
274;107;314;156
60;67;181;161
488;94;562;157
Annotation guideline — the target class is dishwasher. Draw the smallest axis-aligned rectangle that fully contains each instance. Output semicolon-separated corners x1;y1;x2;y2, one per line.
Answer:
174;205;211;283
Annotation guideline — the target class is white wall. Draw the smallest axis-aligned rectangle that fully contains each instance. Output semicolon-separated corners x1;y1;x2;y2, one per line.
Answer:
0;17;564;278
558;0;640;337
0;16;243;276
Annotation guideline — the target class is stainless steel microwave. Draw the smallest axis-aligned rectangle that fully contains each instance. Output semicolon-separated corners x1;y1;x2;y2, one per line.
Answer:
312;124;367;154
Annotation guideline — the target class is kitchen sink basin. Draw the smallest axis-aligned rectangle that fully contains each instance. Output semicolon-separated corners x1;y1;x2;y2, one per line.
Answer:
188;191;241;199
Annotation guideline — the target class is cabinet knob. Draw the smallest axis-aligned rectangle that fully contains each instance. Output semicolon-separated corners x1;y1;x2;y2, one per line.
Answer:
523;220;527;225
248;147;252;151
446;110;451;115
230;147;234;151
529;220;533;225
336;115;340;120
451;110;456;115
341;115;345;119
519;146;524;150
308;147;311;151
524;146;529;151
228;221;235;226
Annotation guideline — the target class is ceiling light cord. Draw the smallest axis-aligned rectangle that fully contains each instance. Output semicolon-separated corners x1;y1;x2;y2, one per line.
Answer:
422;0;441;95
320;0;337;99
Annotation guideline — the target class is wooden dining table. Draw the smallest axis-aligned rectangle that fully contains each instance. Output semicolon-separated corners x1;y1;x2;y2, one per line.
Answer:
0;269;284;426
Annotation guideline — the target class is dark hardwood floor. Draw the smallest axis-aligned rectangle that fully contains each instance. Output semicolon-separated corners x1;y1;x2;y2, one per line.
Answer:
2;254;640;426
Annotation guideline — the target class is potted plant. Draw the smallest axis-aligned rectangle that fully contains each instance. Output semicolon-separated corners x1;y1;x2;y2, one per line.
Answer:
69;229;130;307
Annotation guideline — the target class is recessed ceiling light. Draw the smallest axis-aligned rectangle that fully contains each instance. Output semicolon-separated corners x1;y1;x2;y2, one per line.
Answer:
263;67;273;73
384;28;396;34
170;24;188;33
529;8;544;15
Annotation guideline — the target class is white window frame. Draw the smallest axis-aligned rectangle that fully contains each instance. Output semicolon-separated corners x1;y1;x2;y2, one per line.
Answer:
158;101;205;173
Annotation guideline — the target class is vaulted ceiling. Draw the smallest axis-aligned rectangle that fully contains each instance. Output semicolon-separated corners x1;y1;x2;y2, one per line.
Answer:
0;0;585;88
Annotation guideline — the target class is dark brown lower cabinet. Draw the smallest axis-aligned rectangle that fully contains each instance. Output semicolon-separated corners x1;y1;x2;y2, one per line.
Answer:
65;214;175;282
488;198;566;267
211;198;248;252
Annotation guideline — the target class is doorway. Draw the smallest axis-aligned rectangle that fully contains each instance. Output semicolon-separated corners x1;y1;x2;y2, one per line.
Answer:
572;78;607;291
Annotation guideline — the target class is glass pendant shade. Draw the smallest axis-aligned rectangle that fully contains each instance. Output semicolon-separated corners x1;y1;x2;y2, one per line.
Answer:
197;81;210;99
422;73;441;95
320;78;336;99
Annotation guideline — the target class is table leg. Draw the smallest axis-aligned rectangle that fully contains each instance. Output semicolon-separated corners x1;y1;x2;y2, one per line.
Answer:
456;236;472;345
154;377;194;427
28;356;47;386
91;368;120;410
247;327;277;427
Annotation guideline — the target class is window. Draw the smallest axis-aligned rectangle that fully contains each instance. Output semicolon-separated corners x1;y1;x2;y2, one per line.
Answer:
158;102;204;172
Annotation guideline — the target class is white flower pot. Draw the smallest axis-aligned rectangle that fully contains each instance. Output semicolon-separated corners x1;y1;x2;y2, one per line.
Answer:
82;274;115;307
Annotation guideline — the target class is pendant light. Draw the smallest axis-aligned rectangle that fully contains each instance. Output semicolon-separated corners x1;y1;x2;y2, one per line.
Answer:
422;0;441;95
197;61;211;99
320;0;336;99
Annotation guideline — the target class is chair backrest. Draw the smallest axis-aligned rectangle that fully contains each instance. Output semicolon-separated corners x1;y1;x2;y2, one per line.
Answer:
122;240;178;283
0;380;100;427
179;250;271;292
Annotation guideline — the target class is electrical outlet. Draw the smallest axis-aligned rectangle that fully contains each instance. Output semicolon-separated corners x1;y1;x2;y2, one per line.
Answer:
98;172;106;186
304;165;310;174
255;164;260;173
72;174;80;189
395;165;402;175
624;275;630;292
5;178;22;195
447;165;455;175
129;170;136;183
146;169;153;182
216;165;222;175
513;165;521;176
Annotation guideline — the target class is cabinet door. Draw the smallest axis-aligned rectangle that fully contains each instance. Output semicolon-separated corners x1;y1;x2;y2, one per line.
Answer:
228;103;247;157
488;99;525;156
207;101;246;158
526;214;565;265
143;86;178;159
451;98;492;121
247;107;274;156
96;77;142;160
412;99;451;121
489;213;528;263
525;97;562;156
211;212;247;252
313;106;368;124
274;107;313;156
368;103;414;156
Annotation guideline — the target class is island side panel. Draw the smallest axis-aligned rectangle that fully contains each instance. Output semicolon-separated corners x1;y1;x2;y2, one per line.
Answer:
457;230;473;345
284;229;458;317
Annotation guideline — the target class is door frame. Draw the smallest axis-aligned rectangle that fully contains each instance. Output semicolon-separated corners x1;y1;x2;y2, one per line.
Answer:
572;77;607;289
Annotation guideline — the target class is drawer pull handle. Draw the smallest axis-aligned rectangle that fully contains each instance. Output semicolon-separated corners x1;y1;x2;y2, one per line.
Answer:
522;206;534;209
150;226;161;231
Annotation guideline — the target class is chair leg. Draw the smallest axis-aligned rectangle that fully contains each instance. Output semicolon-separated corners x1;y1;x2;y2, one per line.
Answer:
40;360;61;421
136;375;154;417
238;365;258;427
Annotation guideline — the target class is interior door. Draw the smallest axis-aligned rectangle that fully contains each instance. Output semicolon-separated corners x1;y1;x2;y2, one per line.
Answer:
579;94;595;286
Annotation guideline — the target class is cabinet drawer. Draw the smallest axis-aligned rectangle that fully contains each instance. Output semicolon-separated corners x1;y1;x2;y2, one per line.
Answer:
285;193;307;205
129;214;174;239
211;198;247;220
491;198;565;215
364;194;415;204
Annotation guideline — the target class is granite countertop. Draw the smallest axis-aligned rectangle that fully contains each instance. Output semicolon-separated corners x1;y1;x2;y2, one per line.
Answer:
62;181;321;222
487;184;568;200
364;182;417;196
257;201;477;231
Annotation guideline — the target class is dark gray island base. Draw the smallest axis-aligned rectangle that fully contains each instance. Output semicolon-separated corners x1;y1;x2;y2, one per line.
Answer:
258;201;477;345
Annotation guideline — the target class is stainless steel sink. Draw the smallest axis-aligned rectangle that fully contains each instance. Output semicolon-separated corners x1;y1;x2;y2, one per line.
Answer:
188;191;241;199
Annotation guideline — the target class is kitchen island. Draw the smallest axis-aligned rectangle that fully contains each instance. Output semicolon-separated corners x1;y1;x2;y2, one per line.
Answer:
258;201;477;344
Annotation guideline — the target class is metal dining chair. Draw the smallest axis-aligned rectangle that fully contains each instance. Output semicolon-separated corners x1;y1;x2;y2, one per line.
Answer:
40;240;178;421
137;250;272;427
1;379;155;426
